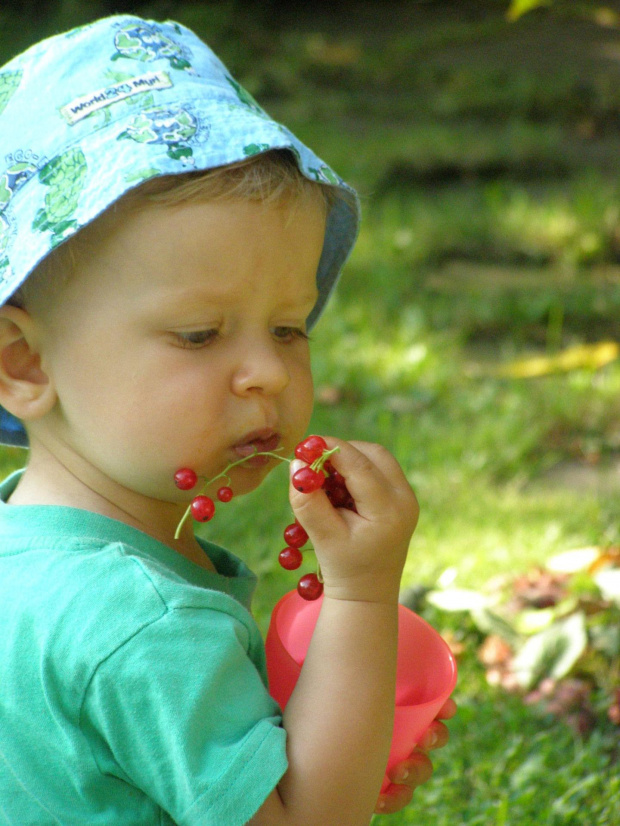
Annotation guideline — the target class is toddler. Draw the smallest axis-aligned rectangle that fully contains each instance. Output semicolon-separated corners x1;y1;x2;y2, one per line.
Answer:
0;16;453;825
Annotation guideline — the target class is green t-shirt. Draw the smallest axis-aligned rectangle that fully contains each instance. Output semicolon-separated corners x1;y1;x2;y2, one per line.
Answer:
0;471;288;825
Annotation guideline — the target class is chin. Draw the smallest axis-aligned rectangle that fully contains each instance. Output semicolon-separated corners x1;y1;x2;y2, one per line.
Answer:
230;462;279;495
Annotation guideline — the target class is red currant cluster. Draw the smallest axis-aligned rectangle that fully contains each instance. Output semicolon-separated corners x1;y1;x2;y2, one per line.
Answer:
292;435;356;510
173;467;234;522
173;435;355;601
282;435;355;600
172;451;283;540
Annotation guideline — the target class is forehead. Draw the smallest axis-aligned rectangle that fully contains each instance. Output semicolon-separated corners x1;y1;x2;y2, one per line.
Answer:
44;194;325;318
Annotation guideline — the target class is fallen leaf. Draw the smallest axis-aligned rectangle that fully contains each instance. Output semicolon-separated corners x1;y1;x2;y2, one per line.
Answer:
511;612;588;689
495;342;619;379
426;587;492;612
507;0;551;21
547;547;602;573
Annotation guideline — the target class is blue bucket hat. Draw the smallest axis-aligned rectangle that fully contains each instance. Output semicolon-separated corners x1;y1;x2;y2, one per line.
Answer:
0;15;359;448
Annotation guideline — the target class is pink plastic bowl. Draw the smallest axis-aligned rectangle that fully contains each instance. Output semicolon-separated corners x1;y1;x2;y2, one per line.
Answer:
265;590;457;792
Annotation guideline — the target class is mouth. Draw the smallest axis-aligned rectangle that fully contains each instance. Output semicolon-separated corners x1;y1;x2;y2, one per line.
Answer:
232;429;282;467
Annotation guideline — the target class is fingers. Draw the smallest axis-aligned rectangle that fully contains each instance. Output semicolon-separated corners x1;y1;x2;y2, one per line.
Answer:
374;701;458;815
414;698;457;752
288;436;418;543
437;697;458;720
388;751;434;786
417;720;450;752
326;438;417;521
287;436;419;602
374;783;413;815
287;457;347;544
374;752;433;815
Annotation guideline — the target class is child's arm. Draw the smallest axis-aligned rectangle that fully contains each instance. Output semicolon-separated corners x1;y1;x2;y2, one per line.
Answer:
249;438;419;826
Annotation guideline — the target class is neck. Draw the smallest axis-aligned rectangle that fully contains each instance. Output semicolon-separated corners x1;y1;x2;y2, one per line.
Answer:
9;439;215;571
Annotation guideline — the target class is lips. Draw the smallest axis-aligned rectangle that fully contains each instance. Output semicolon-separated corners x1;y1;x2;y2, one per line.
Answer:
233;429;281;463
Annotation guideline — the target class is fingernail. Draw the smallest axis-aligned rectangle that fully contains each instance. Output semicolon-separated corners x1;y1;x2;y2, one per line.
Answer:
398;769;410;782
427;731;438;748
289;459;305;478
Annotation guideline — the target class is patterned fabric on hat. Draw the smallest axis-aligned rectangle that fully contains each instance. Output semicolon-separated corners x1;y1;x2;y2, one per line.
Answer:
0;15;360;447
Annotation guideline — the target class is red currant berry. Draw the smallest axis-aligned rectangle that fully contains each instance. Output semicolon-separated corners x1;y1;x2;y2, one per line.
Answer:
217;486;234;503
294;435;328;464
174;467;198;490
297;573;324;601
278;546;303;570
283;521;308;548
323;464;345;489
325;485;350;508
342;496;357;512
292;466;325;493
190;495;215;522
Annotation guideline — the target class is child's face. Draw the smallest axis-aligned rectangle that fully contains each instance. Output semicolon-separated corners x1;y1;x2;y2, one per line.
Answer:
34;194;326;504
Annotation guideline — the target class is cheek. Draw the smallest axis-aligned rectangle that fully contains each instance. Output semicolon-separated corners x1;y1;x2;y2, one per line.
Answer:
50;346;180;455
287;357;315;432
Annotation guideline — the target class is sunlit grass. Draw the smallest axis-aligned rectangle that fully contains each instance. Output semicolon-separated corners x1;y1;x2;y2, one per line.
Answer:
373;697;619;826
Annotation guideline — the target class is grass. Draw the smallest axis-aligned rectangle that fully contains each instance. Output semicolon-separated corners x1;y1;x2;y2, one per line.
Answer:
1;1;619;822
373;698;619;825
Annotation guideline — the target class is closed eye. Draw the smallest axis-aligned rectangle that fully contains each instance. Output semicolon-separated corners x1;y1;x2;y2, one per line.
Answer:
272;327;311;343
174;329;219;348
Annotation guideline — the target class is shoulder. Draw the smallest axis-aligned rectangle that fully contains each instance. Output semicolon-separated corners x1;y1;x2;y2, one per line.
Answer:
1;530;261;709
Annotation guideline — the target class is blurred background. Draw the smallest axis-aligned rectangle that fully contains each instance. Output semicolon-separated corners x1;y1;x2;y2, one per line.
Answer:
1;1;619;822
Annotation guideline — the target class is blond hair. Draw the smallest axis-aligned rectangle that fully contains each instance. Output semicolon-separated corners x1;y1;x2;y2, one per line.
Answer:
9;149;333;309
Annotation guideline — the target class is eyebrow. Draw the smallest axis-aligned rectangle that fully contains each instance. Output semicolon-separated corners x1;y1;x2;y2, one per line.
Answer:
135;286;319;316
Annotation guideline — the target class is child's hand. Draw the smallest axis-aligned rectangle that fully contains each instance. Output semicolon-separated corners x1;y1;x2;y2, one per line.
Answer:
289;438;419;604
374;698;458;815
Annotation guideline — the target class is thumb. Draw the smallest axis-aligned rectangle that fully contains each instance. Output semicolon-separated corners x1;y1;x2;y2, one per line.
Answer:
288;459;342;542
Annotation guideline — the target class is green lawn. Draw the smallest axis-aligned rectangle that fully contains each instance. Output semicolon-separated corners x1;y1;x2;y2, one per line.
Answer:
1;1;619;822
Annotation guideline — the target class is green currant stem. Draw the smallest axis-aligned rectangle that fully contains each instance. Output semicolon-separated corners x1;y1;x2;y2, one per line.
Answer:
309;446;340;474
174;449;290;540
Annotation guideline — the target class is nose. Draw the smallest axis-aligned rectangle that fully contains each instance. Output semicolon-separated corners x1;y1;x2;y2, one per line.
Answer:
231;338;291;397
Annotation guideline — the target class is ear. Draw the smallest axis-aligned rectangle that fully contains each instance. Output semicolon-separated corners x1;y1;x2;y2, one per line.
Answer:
0;304;57;423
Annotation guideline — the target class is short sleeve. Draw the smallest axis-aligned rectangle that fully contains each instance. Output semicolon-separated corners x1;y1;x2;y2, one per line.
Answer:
81;606;288;826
